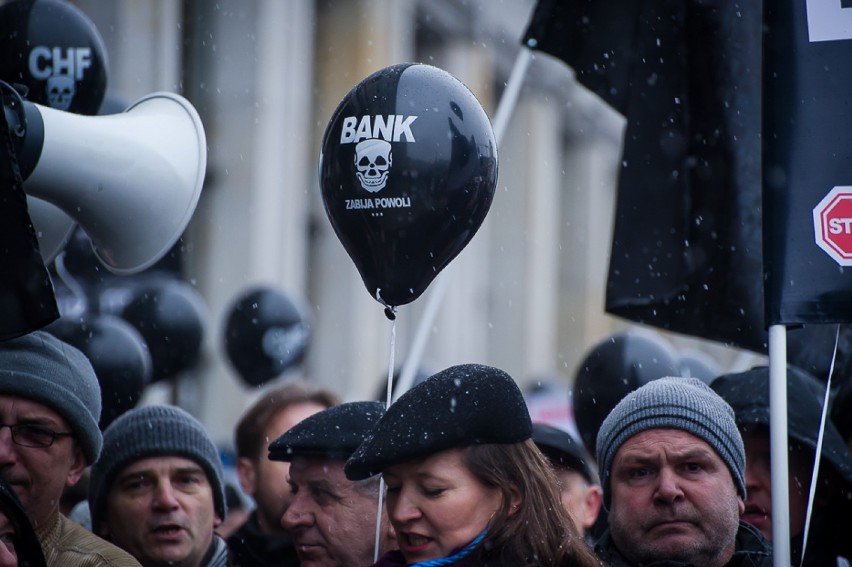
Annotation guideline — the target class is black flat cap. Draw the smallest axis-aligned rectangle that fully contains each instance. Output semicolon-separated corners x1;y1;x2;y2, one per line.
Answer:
532;422;596;483
345;363;532;480
711;365;852;486
268;401;384;462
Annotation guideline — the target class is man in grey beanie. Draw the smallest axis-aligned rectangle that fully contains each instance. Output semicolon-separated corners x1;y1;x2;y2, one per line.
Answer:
592;376;771;567
0;330;140;566
88;404;228;567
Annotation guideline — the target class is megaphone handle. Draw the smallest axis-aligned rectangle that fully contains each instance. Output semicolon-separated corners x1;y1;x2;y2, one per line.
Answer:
0;82;44;179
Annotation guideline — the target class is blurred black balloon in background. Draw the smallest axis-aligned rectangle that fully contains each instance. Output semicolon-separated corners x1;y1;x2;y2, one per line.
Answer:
572;329;678;457
119;279;206;383
0;0;108;114
47;314;151;429
224;286;310;387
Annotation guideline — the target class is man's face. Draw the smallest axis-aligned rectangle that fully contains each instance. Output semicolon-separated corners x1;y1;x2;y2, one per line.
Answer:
608;428;744;567
0;395;86;528
282;457;386;567
103;456;220;567
239;402;326;534
741;428;812;541
555;468;601;532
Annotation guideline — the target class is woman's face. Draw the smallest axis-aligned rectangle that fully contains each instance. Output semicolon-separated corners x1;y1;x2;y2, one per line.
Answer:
383;447;503;564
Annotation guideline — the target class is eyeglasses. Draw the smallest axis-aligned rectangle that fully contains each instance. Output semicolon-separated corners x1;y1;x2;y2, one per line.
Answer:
0;423;74;448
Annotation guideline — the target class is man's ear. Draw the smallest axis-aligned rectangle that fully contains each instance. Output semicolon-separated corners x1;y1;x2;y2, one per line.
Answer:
65;443;87;487
236;456;256;496
582;485;603;531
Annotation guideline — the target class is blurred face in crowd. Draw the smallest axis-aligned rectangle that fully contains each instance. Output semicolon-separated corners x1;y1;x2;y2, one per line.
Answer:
103;456;220;567
238;402;326;534
383;448;504;564
0;510;18;567
0;395;86;528
608;428;744;567
741;427;812;541
554;467;602;533
282;457;392;567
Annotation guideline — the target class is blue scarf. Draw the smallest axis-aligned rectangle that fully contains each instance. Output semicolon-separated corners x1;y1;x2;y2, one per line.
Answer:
407;529;488;567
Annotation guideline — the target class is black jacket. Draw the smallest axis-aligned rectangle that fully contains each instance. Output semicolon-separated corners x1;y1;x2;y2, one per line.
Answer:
227;511;300;567
594;521;772;567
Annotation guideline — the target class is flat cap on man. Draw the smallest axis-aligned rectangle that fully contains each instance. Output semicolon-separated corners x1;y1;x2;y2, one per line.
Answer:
268;401;384;462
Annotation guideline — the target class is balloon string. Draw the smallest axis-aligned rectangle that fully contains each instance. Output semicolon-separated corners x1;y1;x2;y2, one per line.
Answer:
374;315;396;563
800;324;840;567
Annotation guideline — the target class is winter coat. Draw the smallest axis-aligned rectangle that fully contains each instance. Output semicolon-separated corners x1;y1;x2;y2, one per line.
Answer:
36;509;141;567
227;511;299;567
593;520;772;567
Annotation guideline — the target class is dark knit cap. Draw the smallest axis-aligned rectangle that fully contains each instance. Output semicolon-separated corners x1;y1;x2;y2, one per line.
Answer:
345;363;532;480
0;330;102;463
532;422;596;483
88;405;225;534
596;376;745;507
268;401;384;461
711;365;852;486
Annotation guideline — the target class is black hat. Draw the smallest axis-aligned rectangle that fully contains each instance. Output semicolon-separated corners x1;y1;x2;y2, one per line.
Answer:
345;363;532;480
268;401;385;461
711;366;852;486
532;423;596;483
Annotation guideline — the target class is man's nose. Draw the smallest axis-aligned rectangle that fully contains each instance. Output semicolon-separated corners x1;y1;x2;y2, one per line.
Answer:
654;467;684;504
281;493;313;530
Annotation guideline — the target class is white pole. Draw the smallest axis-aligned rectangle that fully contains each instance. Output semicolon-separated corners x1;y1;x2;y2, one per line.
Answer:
768;324;790;567
394;47;534;400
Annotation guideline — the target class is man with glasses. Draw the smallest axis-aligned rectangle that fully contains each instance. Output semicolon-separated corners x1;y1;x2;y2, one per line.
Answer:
0;330;140;565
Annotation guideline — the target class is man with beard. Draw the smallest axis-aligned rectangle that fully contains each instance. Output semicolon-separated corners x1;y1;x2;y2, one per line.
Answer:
88;405;229;567
594;376;772;567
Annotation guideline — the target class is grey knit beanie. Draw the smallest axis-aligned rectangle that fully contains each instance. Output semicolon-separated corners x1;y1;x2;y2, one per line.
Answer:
88;405;225;534
0;330;102;463
596;376;745;507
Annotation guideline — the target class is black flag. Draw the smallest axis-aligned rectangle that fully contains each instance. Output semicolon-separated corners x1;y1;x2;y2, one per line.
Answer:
0;92;59;340
523;0;852;379
763;0;852;326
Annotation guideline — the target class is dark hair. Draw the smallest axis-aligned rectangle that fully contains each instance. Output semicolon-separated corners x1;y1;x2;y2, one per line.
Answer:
462;441;601;567
234;382;339;459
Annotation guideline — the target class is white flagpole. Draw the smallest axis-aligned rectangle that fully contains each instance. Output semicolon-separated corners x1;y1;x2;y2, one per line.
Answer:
394;47;533;401
768;324;790;567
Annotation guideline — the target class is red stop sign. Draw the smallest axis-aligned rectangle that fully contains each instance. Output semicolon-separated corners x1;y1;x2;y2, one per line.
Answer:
813;186;852;265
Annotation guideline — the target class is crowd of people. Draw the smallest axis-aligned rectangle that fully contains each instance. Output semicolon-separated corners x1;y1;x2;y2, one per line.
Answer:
0;328;851;566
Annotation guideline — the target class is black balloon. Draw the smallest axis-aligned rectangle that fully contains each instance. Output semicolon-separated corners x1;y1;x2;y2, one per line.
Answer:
120;279;206;382
572;330;678;457
224;287;310;387
319;63;498;308
46;314;151;429
0;0;108;115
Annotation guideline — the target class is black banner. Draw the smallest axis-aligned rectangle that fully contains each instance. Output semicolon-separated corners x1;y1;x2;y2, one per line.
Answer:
763;0;852;325
0;94;59;340
522;0;852;379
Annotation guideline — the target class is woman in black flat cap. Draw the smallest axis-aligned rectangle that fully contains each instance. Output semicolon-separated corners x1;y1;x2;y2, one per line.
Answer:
345;363;601;567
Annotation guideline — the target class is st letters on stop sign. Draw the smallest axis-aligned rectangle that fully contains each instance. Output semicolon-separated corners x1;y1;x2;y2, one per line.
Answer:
813;186;852;266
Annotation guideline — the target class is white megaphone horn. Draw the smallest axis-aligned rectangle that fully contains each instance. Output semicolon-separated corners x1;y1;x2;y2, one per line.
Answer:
9;89;206;274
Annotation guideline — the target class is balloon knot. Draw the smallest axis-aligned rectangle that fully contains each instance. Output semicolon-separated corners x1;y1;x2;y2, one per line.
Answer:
384;306;397;321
